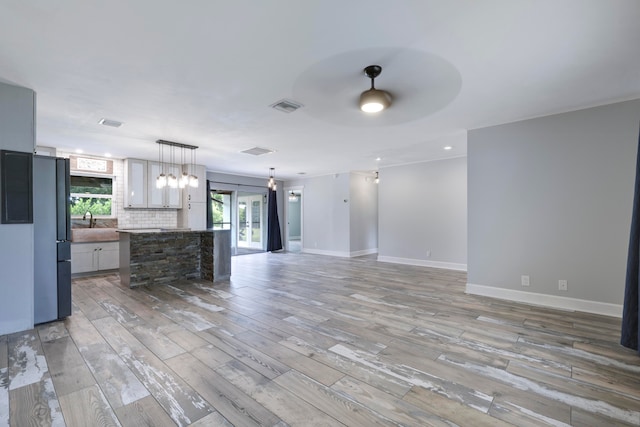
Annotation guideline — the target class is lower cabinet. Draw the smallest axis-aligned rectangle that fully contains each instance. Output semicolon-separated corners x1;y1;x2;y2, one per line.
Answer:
71;241;119;274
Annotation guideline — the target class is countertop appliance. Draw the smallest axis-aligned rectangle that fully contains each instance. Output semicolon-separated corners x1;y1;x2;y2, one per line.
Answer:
33;156;71;324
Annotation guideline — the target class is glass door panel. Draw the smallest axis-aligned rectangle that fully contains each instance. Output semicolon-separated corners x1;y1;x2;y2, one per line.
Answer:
237;194;263;249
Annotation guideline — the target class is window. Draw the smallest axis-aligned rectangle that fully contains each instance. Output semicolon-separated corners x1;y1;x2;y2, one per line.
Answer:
70;175;114;217
211;191;232;230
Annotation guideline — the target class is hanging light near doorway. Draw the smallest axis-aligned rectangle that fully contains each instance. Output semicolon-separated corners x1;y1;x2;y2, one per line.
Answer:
288;191;298;202
375;171;379;184
268;168;277;191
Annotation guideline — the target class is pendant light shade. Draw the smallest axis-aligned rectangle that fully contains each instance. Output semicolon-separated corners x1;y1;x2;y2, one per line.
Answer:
360;65;391;113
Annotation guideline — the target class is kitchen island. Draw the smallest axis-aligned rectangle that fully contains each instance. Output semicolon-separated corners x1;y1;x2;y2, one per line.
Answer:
118;229;231;287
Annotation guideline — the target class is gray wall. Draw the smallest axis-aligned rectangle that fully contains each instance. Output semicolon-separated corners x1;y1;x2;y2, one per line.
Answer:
0;82;36;335
349;172;378;253
292;173;350;254
468;99;640;306
378;157;467;268
287;172;378;256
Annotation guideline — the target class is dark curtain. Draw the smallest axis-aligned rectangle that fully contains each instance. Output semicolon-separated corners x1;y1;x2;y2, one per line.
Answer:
267;188;283;251
206;180;213;229
622;127;640;354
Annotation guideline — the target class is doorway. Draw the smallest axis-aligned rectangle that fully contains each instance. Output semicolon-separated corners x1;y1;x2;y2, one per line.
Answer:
237;194;263;251
285;188;303;253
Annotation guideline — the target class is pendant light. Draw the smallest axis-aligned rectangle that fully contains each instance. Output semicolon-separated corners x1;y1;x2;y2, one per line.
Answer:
288;191;298;201
167;144;178;188
156;140;199;189
189;146;199;188
156;142;167;189
359;65;391;113
268;168;276;191
179;145;189;189
374;171;379;184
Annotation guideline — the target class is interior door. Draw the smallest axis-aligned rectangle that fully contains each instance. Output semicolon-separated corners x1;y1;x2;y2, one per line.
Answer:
237;195;263;249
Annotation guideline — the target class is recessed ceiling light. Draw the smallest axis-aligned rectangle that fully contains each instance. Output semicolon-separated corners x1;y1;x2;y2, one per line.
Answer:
75;149;83;154
104;153;112;158
443;146;453;150
98;118;123;128
375;157;382;161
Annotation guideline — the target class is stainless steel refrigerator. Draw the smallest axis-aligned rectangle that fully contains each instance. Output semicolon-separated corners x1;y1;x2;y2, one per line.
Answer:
33;156;71;324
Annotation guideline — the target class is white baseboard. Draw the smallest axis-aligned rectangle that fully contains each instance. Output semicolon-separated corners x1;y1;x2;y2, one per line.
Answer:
302;248;378;258
377;256;467;271
465;283;623;318
302;248;350;257
350;248;378;257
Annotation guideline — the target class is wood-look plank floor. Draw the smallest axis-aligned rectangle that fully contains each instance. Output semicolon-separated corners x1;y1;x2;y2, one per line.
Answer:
3;252;640;426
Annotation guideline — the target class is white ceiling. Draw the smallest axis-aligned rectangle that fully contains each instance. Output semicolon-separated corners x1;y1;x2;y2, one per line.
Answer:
1;0;639;180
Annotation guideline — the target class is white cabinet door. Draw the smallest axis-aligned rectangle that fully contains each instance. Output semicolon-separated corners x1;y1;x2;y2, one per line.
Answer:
124;159;147;208
71;243;97;273
187;202;207;230
148;161;182;208
166;163;182;208
97;242;119;270
147;161;164;208
72;242;119;273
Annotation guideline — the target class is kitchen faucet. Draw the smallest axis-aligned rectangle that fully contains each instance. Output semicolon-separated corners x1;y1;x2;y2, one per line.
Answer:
82;211;94;228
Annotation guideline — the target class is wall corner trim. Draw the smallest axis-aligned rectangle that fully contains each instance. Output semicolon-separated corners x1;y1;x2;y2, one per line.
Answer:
377;256;467;271
465;283;622;318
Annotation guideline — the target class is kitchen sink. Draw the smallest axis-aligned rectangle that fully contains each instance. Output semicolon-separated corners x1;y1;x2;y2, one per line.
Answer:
71;228;120;243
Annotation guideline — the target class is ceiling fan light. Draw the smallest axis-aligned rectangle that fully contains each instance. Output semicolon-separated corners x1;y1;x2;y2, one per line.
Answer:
360;89;391;113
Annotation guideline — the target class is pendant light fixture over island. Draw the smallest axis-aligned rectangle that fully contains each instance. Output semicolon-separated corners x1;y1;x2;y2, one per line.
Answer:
156;139;199;189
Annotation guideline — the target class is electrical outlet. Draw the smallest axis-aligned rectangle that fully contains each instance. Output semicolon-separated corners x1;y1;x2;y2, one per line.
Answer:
521;275;530;287
558;280;568;291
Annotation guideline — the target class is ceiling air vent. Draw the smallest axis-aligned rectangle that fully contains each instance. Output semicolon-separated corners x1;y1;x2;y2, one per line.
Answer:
270;99;303;113
98;118;123;128
240;147;275;156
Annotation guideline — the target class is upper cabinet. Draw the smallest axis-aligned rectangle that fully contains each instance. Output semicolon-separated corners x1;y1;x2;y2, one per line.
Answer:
147;161;182;208
123;159;147;208
123;159;181;209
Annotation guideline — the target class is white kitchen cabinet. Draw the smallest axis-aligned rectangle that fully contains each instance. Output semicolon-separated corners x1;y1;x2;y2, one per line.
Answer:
183;164;207;203
124;159;147;208
147;161;182;208
71;242;119;274
124;158;181;209
178;201;206;230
